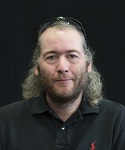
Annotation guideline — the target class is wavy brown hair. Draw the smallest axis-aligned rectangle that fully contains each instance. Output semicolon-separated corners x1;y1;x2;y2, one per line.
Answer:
22;21;103;107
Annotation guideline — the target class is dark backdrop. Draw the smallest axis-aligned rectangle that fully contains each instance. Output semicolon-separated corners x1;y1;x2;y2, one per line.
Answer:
0;0;125;107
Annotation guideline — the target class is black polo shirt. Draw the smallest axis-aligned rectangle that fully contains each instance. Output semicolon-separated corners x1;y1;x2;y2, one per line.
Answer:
0;92;125;150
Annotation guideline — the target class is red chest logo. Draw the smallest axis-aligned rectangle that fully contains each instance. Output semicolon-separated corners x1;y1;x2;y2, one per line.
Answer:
91;142;95;150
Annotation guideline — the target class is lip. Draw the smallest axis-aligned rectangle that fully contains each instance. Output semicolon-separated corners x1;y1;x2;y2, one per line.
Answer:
57;79;71;81
55;79;72;84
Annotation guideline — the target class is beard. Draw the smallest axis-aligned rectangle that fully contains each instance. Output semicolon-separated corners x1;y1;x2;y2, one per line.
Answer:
39;69;89;105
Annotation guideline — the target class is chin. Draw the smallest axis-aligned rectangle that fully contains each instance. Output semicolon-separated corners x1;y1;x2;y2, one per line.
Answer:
55;88;73;96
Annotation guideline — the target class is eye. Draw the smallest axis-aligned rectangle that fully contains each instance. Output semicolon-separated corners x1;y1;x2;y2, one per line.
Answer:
67;54;79;63
45;55;58;64
46;55;56;60
68;54;78;59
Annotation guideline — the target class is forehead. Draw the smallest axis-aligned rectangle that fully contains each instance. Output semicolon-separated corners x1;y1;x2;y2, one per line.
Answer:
39;27;83;50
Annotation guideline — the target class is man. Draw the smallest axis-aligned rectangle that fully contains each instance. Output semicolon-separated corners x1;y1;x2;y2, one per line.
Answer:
0;17;125;150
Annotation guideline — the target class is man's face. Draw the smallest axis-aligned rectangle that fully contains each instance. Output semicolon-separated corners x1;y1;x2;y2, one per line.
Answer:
35;28;91;104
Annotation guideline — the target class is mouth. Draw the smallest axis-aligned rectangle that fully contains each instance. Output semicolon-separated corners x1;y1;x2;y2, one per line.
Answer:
57;79;71;81
55;79;73;85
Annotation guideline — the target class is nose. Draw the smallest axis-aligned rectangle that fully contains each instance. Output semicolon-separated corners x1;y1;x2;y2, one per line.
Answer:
56;57;69;74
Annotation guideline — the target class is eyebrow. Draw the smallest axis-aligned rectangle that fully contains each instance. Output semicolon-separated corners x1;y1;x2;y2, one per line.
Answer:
43;50;81;57
42;51;57;58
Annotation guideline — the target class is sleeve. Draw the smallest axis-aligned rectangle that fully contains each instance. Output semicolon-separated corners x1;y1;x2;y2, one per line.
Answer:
0;142;2;150
0;108;8;150
112;105;125;150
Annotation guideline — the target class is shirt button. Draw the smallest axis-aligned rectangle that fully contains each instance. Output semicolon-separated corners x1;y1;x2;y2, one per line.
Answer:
62;127;65;130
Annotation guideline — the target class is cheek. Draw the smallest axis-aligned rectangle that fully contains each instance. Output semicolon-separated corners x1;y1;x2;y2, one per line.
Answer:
69;65;85;79
40;65;55;78
73;61;87;72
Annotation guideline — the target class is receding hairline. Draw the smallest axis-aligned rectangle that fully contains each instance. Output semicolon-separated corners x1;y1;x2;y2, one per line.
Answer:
40;26;83;39
38;24;86;50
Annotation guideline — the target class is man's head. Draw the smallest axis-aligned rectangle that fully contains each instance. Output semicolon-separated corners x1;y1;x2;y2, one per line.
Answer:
22;17;103;107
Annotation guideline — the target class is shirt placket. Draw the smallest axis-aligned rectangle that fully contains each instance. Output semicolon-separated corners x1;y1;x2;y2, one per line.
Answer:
56;125;70;150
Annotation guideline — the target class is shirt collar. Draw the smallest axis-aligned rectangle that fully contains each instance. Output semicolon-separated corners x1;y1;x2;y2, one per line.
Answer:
79;97;99;114
30;92;99;115
30;92;50;114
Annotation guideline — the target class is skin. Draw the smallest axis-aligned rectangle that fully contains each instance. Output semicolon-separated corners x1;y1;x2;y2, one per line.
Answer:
35;27;91;121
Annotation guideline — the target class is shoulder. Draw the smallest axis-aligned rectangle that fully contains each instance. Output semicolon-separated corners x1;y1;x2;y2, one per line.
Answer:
101;100;125;148
99;99;125;125
100;99;125;112
0;100;31;120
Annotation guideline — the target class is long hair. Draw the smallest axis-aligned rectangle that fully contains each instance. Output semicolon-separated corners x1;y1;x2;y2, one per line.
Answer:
22;21;103;107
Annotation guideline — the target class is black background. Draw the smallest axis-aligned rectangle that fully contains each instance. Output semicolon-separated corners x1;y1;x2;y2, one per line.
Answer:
0;0;125;106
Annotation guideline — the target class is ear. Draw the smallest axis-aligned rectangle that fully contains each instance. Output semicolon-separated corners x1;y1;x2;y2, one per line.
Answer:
87;62;92;73
34;65;39;75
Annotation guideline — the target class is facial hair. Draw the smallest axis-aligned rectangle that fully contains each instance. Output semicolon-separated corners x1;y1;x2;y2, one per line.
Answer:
39;68;88;105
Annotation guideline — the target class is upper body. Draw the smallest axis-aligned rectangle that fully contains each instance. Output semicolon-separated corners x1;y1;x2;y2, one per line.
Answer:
0;93;125;150
0;17;125;149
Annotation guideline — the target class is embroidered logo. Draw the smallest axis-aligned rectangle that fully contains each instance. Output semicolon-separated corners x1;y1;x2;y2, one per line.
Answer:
91;142;96;150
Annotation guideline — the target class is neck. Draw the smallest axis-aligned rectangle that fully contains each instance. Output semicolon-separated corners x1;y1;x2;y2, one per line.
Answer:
46;93;83;122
